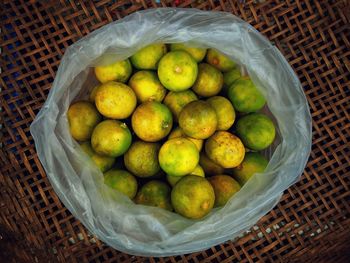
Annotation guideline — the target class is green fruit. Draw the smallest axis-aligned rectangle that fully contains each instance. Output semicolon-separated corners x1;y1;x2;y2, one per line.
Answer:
124;141;161;178
171;175;215;219
131;101;173;142
68;101;102;141
134;181;172;211
236;113;276;151
170;43;207;62
228;77;266;113
158;51;198;91
95;81;137;119
206;49;235;72
128;71;166;102
91;120;132;157
223;68;241;87
163;90;198;122
205;131;245;168
94;59;132;83
208;175;241;207
104;169;138;199
192;63;223;97
168;127;203;151
130;43;167;70
199;152;225;176
166;165;205;187
80;142;115;172
159;138;199;177
179;101;217;139
207;96;235;130
232;152;268;185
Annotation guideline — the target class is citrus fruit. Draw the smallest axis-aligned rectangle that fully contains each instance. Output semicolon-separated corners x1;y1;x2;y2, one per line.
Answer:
208;175;241;207
168;127;203;151
128;70;166;102
80;142;115;172
236;113;276;150
94;59;132;83
171;175;215;219
207;96;235;130
89;85;101;103
199;152;225;176
159;138;199;177
104;169;138;199
95;81;136;119
223;67;241;87
192;63;223;97
166;164;205;187
134;180;172;211
170;43;206;62
131;101;173;142
68;101;102;141
179;100;217;139
232;152;268;185
206;49;235;72
91;120;132;157
158;51;198;91
228;77;266;112
205;131;245;168
124;141;161;178
130;43;167;70
163;90;198;122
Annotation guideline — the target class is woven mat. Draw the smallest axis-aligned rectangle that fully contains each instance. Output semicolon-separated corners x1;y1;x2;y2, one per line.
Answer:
1;0;349;262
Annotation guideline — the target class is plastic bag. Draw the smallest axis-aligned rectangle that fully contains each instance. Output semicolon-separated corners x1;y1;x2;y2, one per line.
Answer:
30;8;312;256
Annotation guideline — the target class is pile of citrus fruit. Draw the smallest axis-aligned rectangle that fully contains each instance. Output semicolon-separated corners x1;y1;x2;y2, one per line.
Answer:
68;43;276;219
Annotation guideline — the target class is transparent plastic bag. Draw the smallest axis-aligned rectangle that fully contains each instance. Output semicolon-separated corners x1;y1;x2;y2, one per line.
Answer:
30;8;312;256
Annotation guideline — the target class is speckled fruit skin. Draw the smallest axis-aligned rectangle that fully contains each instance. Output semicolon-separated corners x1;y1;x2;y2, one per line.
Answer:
207;96;235;131
130;43;167;70
171;175;215;219
170;43;207;62
236;113;276;151
208;175;241;207
205;131;245;168
104;169;138;199
134;180;172;211
192;63;223;97
94;59;132;83
163;90;198;122
206;49;235;72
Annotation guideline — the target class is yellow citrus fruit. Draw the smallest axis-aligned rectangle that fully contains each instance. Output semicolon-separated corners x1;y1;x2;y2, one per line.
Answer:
130;43;167;70
80;142;115;172
89;85;101;103
206;49;235;72
94;59;132;83
207;96;235;130
199;152;225;176
68;101;102;141
163;90;198;122
168;127;203;151
128;70;166;102
179;100;218;139
91;120;132;157
205;131;245;168
158;51;198;91
131;101;173;142
171;175;215;219
170;43;207;62
232;152;268;185
95;81;136;119
166;164;205;187
236;113;276;151
159;138;199;177
104;169;138;199
192;63;223;97
228;77;266;113
134;180;172;211
208;175;241;207
124;141;161;178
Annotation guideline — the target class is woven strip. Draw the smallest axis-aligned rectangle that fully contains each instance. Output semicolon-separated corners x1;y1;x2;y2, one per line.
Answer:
1;0;349;262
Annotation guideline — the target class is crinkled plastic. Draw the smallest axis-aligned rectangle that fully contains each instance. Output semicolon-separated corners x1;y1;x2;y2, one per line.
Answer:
30;8;312;257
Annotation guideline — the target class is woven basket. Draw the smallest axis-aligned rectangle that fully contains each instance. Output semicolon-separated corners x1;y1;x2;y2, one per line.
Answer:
1;0;349;262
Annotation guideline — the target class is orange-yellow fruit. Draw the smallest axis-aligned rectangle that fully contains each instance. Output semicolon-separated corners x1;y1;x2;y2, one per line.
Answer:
208;175;241;207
